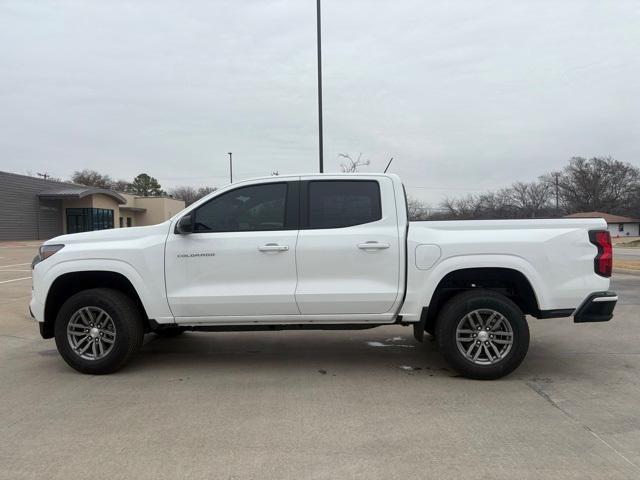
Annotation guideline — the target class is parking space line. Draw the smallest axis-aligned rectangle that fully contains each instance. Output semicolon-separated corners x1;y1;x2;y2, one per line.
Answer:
0;277;32;284
0;263;31;269
0;269;31;272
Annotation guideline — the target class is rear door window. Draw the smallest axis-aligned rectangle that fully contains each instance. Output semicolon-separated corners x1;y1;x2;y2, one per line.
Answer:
307;180;382;229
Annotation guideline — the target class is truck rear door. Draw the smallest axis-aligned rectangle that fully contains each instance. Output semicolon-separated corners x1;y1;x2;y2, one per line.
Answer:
294;177;401;315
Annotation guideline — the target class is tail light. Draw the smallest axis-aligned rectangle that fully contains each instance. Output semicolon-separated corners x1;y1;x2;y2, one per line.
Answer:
589;230;612;277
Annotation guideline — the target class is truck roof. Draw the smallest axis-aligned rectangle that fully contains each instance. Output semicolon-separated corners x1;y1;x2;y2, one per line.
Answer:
231;172;399;183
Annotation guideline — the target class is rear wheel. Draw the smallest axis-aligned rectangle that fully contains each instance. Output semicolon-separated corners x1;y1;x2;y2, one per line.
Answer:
54;288;144;374
435;289;529;380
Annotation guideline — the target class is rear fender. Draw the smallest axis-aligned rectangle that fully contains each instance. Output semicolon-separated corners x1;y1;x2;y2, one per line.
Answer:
400;254;545;322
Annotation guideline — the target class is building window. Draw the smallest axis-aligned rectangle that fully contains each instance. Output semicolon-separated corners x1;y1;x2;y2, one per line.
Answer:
618;223;624;232
66;208;114;233
119;217;124;228
126;217;132;227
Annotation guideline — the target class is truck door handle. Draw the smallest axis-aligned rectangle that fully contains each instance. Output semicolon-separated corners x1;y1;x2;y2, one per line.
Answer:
258;243;289;252
357;241;390;250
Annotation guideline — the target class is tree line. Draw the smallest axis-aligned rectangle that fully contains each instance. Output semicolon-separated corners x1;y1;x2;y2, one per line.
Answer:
41;155;640;216
409;156;640;221
69;169;216;206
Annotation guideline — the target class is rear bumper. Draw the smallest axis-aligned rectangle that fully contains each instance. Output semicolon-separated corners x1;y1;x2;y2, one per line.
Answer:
574;291;617;323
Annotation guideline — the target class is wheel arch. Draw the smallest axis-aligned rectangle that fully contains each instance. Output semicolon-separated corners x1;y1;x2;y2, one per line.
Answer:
422;267;540;336
42;270;150;339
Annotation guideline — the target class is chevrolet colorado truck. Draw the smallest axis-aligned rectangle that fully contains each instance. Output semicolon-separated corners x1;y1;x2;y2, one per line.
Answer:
30;173;617;379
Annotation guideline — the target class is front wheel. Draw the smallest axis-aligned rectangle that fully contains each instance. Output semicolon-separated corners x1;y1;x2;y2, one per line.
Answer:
54;288;144;374
436;289;530;380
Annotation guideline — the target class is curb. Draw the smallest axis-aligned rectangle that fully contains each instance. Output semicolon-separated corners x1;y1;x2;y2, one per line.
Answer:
613;268;640;276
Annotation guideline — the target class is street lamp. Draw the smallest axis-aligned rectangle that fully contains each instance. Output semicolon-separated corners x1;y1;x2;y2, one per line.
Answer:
316;0;324;173
228;152;233;183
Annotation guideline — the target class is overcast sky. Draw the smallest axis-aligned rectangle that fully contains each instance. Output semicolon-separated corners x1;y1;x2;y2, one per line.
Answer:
1;0;639;204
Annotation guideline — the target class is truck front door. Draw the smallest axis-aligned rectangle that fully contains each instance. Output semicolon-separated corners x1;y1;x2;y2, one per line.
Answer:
165;180;300;319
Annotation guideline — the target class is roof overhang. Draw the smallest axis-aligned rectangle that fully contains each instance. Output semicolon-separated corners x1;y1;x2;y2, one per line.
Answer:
38;187;127;204
119;206;147;213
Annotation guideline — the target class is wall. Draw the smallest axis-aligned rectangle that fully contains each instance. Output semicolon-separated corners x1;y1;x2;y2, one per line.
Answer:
108;193;185;228
117;193;141;227
609;222;640;237
38;199;63;239
0;171;70;240
129;197;185;226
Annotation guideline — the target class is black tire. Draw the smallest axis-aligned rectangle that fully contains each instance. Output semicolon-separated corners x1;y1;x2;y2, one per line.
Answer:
54;288;144;374
153;327;185;338
435;289;529;380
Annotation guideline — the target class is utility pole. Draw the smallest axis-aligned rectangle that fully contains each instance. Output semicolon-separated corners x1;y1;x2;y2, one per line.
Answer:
227;152;233;183
316;0;324;173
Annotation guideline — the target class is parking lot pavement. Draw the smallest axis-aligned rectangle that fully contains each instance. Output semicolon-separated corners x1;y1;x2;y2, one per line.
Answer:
1;244;640;479
616;248;640;261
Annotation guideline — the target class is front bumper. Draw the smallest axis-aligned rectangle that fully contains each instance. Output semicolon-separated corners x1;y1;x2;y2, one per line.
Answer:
574;291;617;323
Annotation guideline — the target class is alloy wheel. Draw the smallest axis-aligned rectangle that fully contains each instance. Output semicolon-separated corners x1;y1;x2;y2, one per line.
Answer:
66;306;117;361
455;308;514;365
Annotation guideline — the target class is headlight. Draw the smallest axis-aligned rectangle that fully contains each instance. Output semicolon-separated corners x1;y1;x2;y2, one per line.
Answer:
33;244;65;268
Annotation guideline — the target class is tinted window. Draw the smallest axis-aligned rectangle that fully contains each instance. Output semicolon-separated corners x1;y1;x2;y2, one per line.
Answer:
308;180;381;228
193;183;287;232
66;208;114;233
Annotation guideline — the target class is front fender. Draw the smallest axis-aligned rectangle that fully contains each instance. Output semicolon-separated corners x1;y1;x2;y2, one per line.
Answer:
33;258;173;323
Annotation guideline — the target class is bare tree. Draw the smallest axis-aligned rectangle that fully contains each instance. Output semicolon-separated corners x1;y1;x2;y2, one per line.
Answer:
555;157;640;215
437;156;640;220
169;186;217;206
110;179;132;192
168;186;198;205
71;169;113;189
504;181;554;218
338;153;370;173
406;196;431;220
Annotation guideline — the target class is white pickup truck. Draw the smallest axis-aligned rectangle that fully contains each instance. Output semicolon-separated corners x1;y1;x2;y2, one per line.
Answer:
30;173;617;379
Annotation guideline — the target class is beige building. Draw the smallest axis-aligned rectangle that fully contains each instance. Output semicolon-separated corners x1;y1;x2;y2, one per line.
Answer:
0;170;186;240
45;188;185;234
118;192;185;229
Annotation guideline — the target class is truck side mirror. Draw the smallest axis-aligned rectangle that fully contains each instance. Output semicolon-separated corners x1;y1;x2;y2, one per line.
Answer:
175;213;194;234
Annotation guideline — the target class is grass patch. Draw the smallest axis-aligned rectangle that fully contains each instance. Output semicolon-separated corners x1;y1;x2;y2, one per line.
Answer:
614;259;640;270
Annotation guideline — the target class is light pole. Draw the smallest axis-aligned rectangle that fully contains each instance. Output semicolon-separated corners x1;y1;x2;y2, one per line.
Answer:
316;0;324;173
554;172;559;214
228;152;233;183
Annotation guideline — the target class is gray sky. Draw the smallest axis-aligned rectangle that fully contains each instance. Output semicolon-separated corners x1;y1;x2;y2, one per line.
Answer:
1;0;639;205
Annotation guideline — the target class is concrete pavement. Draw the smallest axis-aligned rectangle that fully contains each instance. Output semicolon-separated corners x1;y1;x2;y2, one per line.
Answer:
1;243;639;479
616;248;640;261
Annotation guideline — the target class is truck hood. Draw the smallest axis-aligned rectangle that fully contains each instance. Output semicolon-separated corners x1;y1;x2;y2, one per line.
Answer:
45;221;172;245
